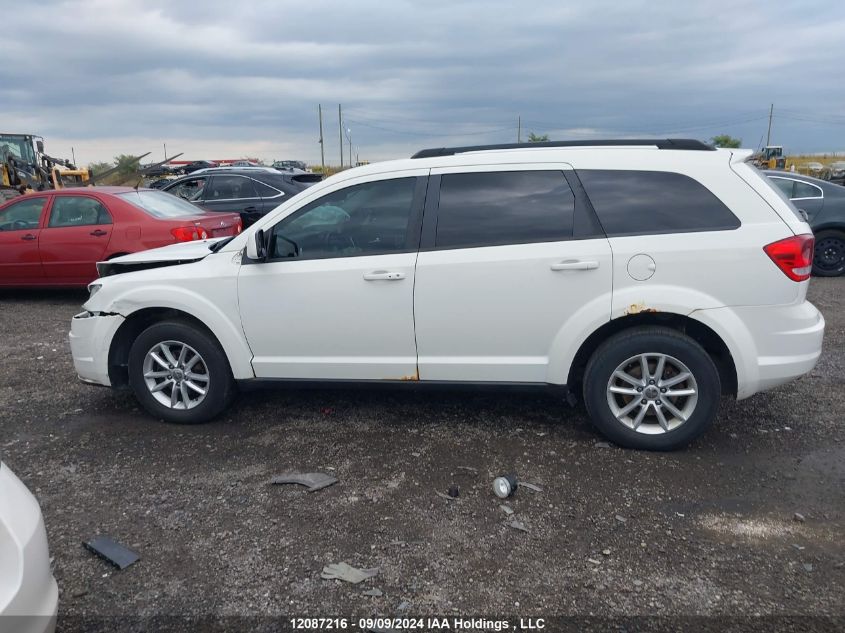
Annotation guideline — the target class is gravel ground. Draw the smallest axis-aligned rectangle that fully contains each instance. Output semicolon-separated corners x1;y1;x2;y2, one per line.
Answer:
1;279;843;631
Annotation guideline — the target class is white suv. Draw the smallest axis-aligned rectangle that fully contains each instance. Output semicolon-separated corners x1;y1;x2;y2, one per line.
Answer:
69;139;824;450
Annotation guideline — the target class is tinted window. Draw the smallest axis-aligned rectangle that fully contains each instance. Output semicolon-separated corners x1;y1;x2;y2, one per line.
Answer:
793;180;822;198
0;197;45;231
770;177;794;198
207;175;257;200
578;170;740;236
118;190;205;218
435;171;574;249
271;177;416;260
48;196;112;227
252;179;282;197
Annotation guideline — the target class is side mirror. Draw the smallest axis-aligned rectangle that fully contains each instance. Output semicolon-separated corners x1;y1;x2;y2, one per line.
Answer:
246;229;268;261
36;140;44;153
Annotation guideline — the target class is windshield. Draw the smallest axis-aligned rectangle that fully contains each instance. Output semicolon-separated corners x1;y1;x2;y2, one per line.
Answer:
118;190;204;218
0;134;37;165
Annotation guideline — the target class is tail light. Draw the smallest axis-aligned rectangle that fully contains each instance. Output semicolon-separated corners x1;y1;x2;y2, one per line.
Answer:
171;226;208;242
235;219;243;234
763;234;814;281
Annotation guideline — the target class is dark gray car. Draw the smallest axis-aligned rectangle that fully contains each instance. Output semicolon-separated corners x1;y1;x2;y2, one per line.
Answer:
765;170;845;276
161;168;321;227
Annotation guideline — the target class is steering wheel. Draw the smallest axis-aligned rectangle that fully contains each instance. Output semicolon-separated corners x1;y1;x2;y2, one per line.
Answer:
321;231;356;251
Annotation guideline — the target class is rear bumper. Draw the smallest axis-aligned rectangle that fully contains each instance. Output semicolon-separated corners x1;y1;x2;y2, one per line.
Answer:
690;300;825;399
69;311;125;387
0;465;58;633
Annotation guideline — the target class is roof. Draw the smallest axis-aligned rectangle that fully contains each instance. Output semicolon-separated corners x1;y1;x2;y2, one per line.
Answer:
411;138;714;158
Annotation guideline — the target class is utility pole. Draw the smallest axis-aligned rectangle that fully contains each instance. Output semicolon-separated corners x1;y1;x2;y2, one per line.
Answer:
163;143;167;161
318;104;325;171
71;147;77;167
348;129;352;166
766;103;774;147
338;104;343;168
517;116;521;143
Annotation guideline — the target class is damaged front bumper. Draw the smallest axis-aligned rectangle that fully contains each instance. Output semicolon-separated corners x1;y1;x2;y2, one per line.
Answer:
69;311;125;387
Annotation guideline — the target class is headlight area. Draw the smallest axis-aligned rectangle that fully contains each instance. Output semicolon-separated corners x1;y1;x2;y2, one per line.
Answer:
87;282;102;300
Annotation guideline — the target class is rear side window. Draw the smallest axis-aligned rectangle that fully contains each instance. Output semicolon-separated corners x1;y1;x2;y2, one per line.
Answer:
48;196;112;227
577;170;740;237
435;171;575;248
118;190;204;218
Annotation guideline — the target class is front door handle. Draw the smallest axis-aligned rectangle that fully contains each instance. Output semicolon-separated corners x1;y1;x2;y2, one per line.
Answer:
21;233;37;241
550;260;599;271
90;229;108;237
244;206;258;212
363;271;406;281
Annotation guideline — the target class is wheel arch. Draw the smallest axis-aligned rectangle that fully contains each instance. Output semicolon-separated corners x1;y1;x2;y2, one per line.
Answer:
107;307;243;388
566;312;738;399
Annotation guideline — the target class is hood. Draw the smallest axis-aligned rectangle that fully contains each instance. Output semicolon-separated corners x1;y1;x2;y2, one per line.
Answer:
96;238;225;277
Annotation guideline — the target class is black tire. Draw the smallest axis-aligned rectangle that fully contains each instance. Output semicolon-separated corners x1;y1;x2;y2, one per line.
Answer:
812;229;845;277
128;320;236;424
583;326;721;450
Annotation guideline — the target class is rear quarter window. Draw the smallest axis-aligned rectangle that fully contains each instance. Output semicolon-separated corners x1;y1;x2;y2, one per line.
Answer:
577;170;740;237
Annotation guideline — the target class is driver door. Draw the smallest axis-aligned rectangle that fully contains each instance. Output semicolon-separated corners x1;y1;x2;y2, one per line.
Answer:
0;195;48;284
237;172;427;379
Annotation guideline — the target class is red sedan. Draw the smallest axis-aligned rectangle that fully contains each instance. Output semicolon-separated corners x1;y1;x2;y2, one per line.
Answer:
0;187;242;287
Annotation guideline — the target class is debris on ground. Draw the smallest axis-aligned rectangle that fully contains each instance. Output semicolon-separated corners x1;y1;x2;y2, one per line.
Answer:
602;549;611;556
397;601;411;611
588;558;601;565
519;481;542;492
493;474;518;498
269;472;338;492
362;588;384;597
803;563;814;572
594;441;612;448
500;504;514;516
456;466;478;473
435;491;458;501
794;512;806;522
615;514;627;523
792;544;806;551
447;485;460;498
506;519;529;533
321;562;379;584
83;536;140;570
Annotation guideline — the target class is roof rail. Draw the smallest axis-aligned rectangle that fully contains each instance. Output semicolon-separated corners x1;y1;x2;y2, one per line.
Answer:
411;138;715;159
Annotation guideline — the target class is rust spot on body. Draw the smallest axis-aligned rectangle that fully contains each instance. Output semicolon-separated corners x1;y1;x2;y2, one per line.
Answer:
625;302;659;315
400;371;420;381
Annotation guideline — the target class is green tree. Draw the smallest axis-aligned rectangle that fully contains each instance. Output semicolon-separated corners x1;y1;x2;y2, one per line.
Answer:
527;132;550;142
710;134;742;148
114;154;143;176
87;161;113;176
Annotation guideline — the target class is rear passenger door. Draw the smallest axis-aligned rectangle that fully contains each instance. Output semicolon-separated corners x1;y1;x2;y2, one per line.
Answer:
39;194;113;283
413;164;613;383
203;175;262;222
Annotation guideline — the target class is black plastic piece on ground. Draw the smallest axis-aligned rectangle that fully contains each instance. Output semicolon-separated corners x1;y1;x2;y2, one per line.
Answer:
411;138;715;158
83;536;140;570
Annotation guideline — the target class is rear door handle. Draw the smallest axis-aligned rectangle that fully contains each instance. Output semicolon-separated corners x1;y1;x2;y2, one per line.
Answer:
550;260;599;271
21;233;37;241
363;271;406;281
243;206;258;212
90;229;108;237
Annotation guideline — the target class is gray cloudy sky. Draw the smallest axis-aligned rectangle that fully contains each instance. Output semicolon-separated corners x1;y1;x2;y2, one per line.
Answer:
3;0;844;165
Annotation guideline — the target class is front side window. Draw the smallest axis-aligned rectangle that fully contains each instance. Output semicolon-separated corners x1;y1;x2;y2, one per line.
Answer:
577;170;740;236
435;171;575;249
0;197;46;231
270;177;416;260
793;180;822;199
169;177;207;201
48;196;112;227
207;176;257;200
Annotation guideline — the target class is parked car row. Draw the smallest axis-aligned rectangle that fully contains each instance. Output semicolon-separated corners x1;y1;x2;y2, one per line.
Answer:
0;187;242;287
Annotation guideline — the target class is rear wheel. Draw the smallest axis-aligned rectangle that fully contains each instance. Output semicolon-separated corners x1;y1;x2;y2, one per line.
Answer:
812;230;845;277
583;327;721;450
128;321;236;424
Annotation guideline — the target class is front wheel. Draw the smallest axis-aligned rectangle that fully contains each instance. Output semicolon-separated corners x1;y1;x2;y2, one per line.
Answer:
128;321;236;424
812;230;845;277
583;327;721;450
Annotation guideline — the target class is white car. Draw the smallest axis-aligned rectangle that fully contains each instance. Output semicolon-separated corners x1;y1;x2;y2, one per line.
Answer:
0;461;58;633
70;139;824;450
